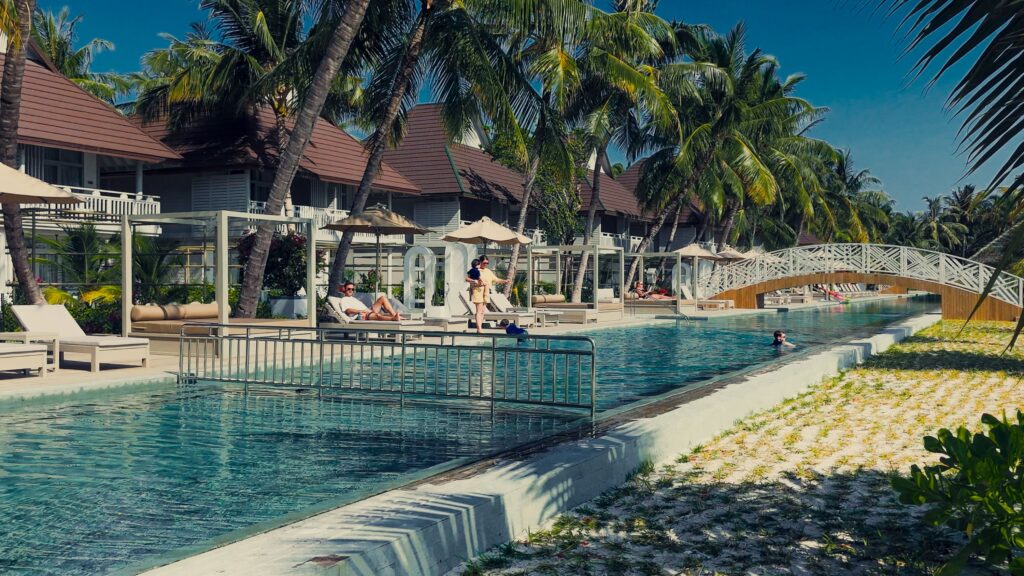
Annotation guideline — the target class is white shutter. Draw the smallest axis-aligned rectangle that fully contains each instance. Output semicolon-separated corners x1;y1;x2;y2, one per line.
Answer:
415;200;459;238
191;173;250;212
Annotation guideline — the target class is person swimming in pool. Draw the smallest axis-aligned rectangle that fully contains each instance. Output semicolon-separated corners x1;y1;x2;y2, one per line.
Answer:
771;330;795;348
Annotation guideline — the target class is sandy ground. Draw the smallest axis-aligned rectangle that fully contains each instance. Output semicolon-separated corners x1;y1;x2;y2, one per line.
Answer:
451;321;1024;575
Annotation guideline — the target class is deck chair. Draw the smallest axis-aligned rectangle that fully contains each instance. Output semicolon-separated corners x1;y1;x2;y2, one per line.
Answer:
488;291;558;327
679;286;734;310
0;343;47;377
12;304;149;372
322;297;426;332
458;291;536;328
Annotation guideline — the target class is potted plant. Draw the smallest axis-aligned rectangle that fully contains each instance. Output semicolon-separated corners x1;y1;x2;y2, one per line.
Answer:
237;231;322;318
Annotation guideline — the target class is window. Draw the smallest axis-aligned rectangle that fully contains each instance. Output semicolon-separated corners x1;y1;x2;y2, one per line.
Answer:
41;148;83;187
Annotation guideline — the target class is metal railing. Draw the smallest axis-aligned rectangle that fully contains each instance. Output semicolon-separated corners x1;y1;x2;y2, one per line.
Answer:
249;201;406;244
703;243;1024;306
178;324;598;417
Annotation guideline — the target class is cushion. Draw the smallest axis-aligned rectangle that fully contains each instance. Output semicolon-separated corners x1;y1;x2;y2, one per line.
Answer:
0;343;46;355
181;302;219;319
61;335;149;348
12;304;86;337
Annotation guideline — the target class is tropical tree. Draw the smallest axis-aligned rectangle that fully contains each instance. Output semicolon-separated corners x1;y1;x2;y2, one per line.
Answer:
31;7;127;103
625;25;798;287
0;0;43;304
916;195;968;252
564;2;678;302
234;0;373;317
325;0;528;297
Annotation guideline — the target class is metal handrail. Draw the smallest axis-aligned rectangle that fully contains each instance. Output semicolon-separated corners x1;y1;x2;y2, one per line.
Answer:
178;323;598;418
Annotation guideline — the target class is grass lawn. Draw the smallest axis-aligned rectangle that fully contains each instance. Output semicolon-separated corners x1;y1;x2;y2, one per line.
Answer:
454;320;1024;575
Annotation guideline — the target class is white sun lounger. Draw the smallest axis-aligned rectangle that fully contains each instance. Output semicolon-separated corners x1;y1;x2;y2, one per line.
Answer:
458;291;536;328
0;343;47;377
322;297;426;332
487;292;557;327
12;304;149;372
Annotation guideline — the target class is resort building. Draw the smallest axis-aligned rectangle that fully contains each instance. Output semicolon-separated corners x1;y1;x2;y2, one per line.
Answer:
134;108;421;247
0;43;180;288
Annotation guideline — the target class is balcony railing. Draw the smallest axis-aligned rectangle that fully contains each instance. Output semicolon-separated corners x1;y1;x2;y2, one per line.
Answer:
21;186;160;220
249;202;406;245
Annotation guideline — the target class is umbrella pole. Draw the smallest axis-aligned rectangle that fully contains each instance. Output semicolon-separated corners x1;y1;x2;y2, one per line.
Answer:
375;233;382;296
693;256;699;314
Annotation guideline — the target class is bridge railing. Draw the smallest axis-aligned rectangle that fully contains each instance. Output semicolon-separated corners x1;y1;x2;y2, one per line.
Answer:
702;243;1024;307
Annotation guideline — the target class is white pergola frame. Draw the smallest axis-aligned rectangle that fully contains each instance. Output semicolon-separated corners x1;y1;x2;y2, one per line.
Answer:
526;244;624;310
625;251;686;313
120;210;317;336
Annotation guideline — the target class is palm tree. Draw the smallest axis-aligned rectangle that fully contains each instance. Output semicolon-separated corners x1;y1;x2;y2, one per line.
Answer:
564;3;678;302
916;195;968;252
325;0;528;297
131;0;375;317
234;0;373;317
0;0;43;304
625;25;793;287
31;7;126;103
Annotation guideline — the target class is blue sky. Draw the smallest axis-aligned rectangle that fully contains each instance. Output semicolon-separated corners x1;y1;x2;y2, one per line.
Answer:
37;0;992;210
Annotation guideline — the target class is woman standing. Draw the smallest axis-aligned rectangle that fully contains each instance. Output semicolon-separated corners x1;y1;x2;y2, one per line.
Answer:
470;255;512;334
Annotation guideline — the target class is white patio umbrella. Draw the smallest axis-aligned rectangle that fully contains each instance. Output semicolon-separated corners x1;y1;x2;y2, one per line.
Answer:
441;216;532;248
0;163;83;204
674;244;721;309
717;247;749;261
324;204;432;293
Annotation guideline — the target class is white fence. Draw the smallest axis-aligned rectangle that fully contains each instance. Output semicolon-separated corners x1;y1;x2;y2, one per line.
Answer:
702;243;1024;307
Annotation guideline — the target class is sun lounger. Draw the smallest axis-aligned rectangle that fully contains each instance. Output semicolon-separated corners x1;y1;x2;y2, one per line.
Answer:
12;304;149;372
322;297;426;333
0;342;48;377
458;291;536;328
680;286;734;309
488;292;557;326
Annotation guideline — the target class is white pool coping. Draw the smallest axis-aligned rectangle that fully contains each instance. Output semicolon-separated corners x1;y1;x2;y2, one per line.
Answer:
142;311;941;576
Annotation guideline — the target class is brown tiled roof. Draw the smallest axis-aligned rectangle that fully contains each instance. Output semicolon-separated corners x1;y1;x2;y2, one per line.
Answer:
580;171;640;217
137;108;420;195
383;104;523;203
615;160;703;223
7;53;179;162
797;230;821;246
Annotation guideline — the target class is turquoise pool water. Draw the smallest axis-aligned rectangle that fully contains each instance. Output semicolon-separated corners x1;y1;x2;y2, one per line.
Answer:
0;297;936;574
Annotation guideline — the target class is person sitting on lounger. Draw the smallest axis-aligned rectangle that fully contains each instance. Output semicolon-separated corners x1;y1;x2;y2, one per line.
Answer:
338;282;402;321
633;281;673;300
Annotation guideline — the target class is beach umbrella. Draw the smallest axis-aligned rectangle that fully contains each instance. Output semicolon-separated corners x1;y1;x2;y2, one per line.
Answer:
0;163;83;204
674;244;721;308
324;204;432;293
717;247;749;261
441;216;532;247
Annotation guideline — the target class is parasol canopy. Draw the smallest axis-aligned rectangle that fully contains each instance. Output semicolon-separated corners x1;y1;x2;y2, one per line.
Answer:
0;163;83;204
441;216;531;246
674;243;720;259
324;204;432;293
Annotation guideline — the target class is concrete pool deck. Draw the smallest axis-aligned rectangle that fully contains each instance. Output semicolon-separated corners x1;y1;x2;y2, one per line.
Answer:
140;310;941;576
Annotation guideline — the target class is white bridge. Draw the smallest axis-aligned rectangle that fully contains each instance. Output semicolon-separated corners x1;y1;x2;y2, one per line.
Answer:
702;243;1024;319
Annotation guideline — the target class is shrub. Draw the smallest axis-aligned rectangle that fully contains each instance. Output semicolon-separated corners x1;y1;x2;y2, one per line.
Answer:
892;411;1024;574
236;231;324;297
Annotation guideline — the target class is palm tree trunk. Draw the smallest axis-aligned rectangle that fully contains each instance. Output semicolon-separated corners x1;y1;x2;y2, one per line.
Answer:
327;9;430;298
502;152;541;297
793;213;805;248
0;0;41;304
235;0;371;318
273;105;296;233
624;194;683;290
657;203;682;277
716;201;738;250
625;148;718;290
571;143;607;303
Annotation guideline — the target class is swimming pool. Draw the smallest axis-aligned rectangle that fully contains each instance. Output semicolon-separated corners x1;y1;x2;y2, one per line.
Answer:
0;297;936;574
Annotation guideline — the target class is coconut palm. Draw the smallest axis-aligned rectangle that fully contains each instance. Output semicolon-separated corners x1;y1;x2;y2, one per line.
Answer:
916;195;968;252
325;0;532;297
31;7;127;103
625;25;800;287
0;0;43;303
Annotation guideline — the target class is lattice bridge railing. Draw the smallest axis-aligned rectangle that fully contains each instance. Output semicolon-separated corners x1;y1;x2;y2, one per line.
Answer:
702;243;1024;308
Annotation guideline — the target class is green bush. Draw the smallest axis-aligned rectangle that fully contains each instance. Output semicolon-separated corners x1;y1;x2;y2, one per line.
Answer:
892;411;1024;574
236;231;324;297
